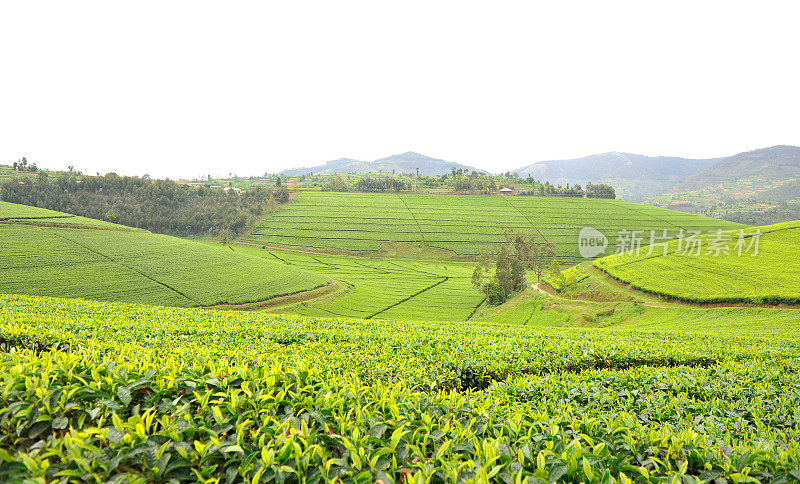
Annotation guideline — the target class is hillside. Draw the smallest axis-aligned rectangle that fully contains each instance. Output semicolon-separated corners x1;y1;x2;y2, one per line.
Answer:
512;152;719;201
0;201;328;307
594;220;800;304
647;145;800;207
280;151;477;176
246;191;744;264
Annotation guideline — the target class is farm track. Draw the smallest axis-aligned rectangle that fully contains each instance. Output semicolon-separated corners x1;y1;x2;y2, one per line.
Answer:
204;278;340;311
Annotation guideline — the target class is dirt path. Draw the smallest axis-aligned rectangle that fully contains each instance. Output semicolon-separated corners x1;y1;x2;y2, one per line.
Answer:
532;283;669;309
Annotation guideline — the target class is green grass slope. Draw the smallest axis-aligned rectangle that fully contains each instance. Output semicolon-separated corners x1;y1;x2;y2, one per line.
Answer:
0;200;136;229
246;192;743;264
233;247;485;321
0;293;798;481
0;202;328;307
594;221;800;304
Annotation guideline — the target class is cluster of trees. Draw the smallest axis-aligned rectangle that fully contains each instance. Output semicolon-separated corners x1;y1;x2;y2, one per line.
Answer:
584;182;616;199
0;172;287;237
355;176;410;192
472;232;557;305
322;174;349;192
11;157;38;172
516;182;585;197
515;181;616;199
450;173;496;194
323;174;411;193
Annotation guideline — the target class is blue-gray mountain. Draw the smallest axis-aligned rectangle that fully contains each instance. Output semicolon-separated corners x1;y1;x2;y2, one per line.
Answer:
512;152;720;201
280;152;477;177
513;146;800;202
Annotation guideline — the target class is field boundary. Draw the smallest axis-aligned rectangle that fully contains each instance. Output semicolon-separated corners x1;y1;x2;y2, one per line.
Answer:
366;276;449;319
501;197;549;243
396;193;426;245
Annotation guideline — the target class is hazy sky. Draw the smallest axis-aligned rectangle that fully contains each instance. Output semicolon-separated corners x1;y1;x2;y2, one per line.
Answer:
2;1;799;179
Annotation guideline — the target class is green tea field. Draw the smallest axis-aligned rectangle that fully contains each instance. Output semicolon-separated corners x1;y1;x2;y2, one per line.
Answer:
594;221;800;304
0;202;328;307
233;247;486;321
246;192;743;263
0;293;798;482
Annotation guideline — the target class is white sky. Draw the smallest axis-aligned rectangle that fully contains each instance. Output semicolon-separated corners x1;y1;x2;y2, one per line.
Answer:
1;1;799;179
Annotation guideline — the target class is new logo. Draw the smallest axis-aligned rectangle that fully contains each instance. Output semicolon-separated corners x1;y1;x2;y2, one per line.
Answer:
578;227;608;258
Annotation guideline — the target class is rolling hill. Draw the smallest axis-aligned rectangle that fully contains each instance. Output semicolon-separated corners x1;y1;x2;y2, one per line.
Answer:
512;152;719;201
594;220;800;304
279;151;477;176
0;201;328;307
647;145;800;207
246;191;744;264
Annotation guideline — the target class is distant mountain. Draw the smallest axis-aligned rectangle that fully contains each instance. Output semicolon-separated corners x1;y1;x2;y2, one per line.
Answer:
280;152;477;176
647;146;800;207
512;152;720;201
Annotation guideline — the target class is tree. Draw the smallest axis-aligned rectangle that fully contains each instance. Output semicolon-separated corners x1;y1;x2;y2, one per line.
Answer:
323;174;348;192
530;236;557;282
473;230;558;306
550;259;564;289
275;176;282;187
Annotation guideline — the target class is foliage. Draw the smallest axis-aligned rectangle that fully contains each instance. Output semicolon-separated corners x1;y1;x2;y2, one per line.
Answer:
355;176;409;192
10;156;38;172
322;174;348;192
0;172;284;237
584;182;616;199
473;232;556;304
0;293;798;482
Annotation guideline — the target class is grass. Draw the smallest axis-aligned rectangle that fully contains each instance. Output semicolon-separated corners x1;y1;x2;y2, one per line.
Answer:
246;191;744;263
0;293;798;482
594;221;800;304
0;201;329;307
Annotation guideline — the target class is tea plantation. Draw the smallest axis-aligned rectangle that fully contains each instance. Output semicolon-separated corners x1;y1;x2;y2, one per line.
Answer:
0;202;328;307
233;247;486;321
0;294;798;482
247;192;743;263
595;221;800;304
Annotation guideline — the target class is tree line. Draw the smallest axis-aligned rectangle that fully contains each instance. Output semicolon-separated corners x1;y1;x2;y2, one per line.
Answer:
0;172;288;237
322;171;616;198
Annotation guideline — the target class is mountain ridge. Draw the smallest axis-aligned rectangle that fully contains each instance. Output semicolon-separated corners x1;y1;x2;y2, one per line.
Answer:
280;151;478;176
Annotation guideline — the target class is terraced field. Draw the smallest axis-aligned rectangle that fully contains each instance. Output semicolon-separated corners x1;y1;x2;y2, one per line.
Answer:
247;192;744;263
0;293;798;482
234;247;485;321
0;202;328;307
595;221;800;304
